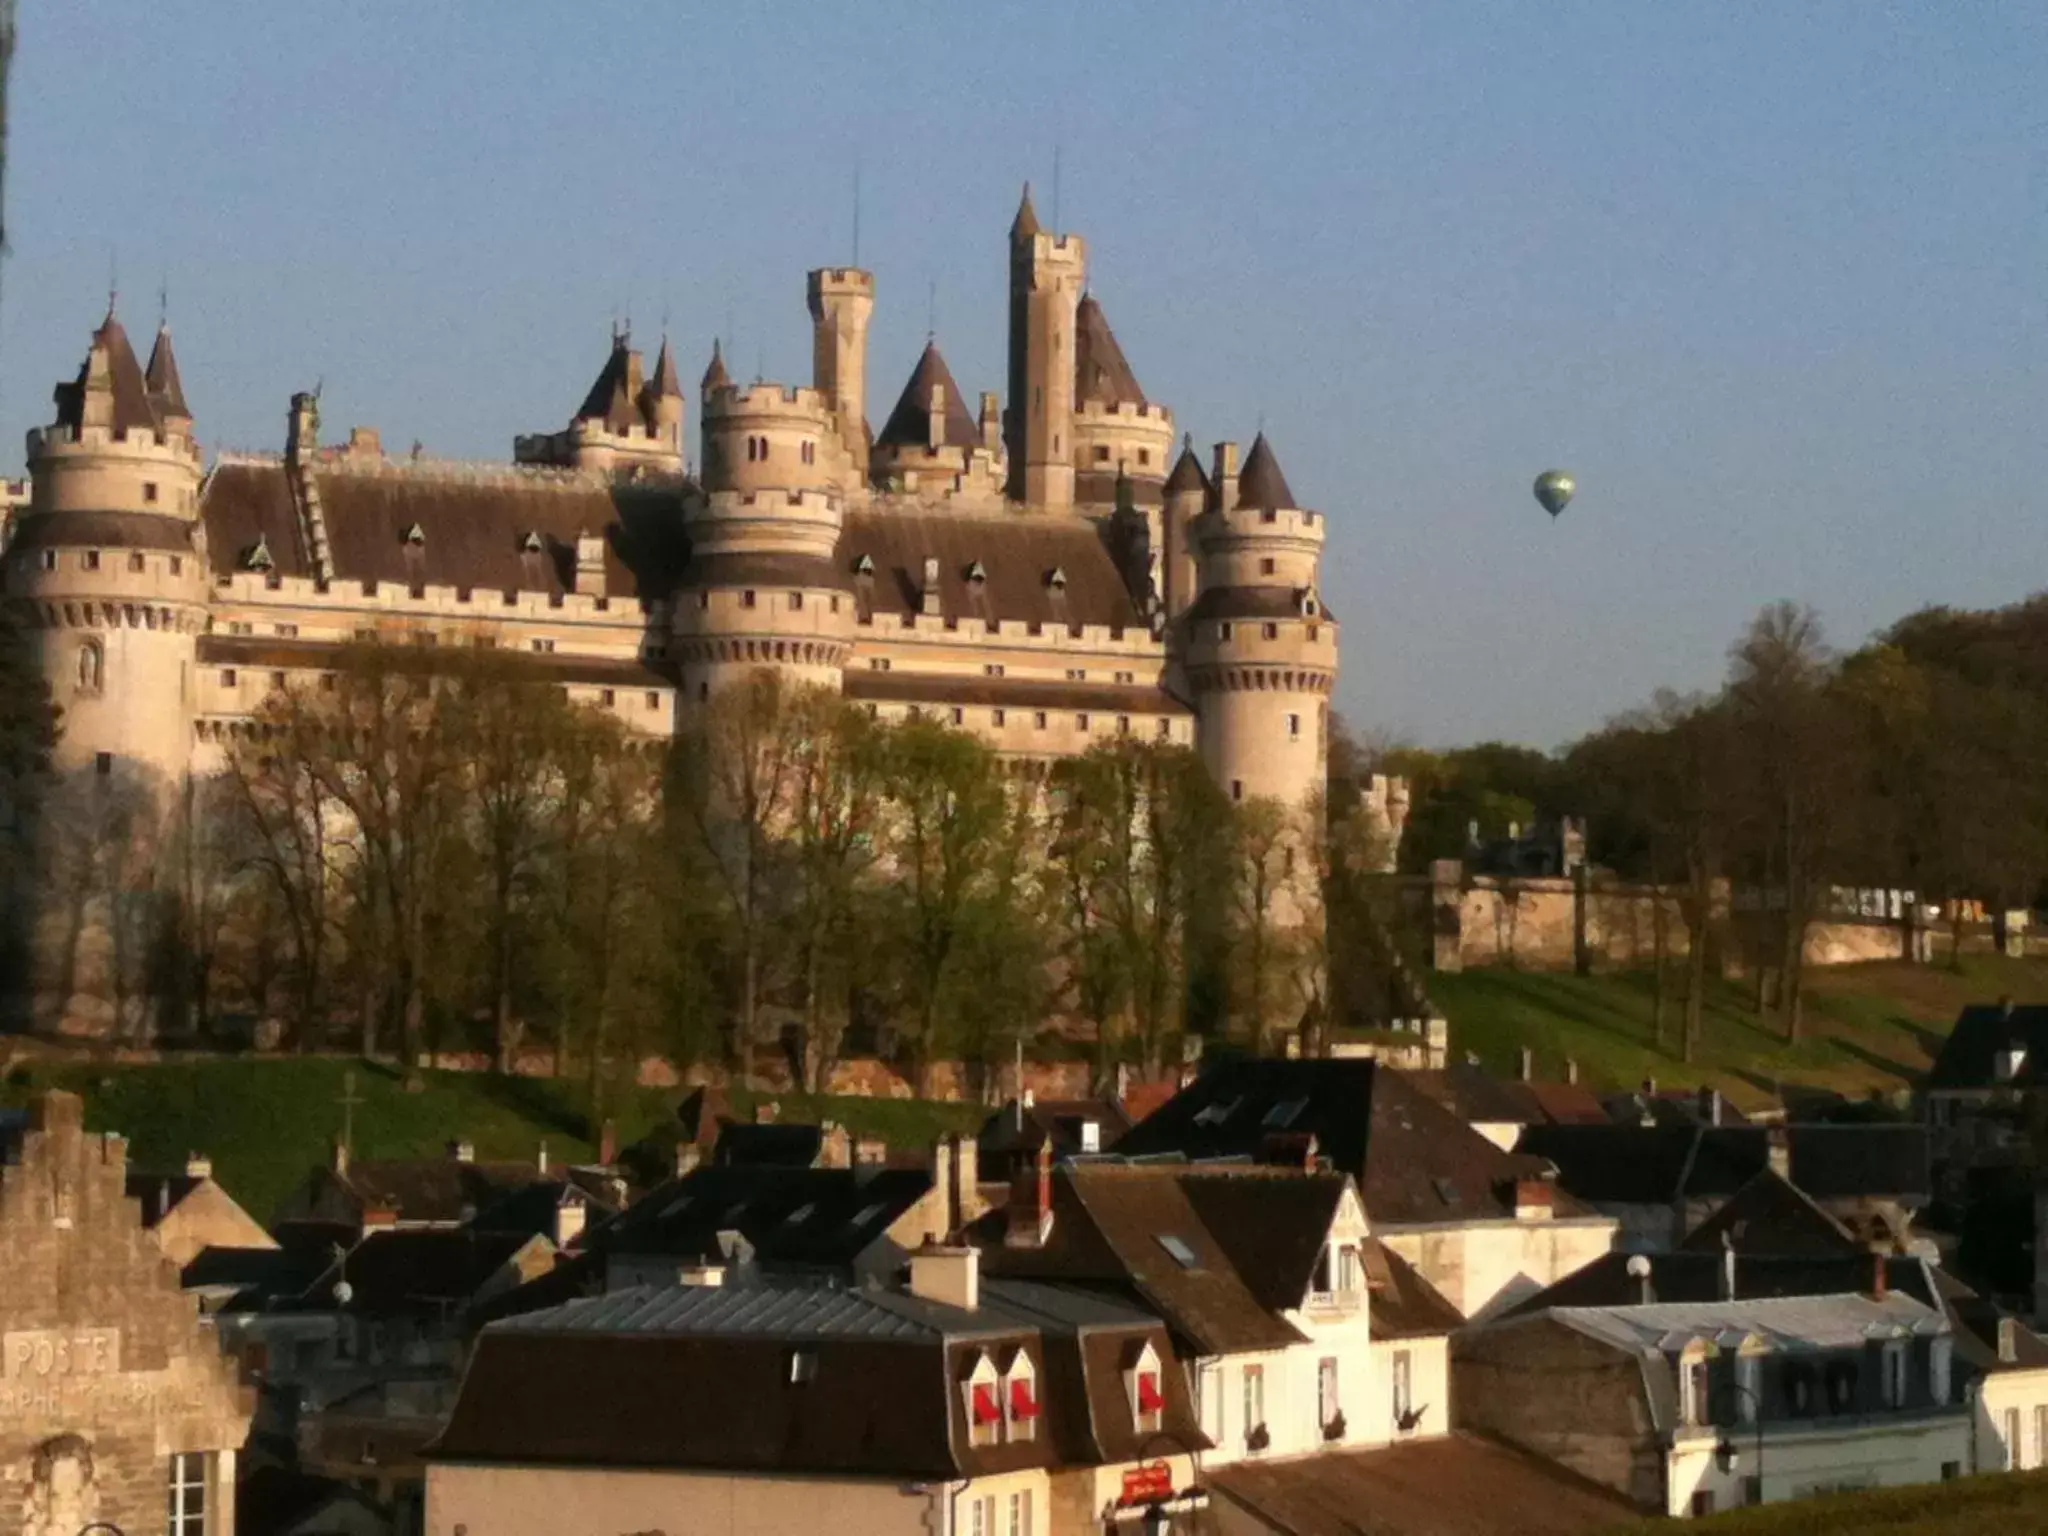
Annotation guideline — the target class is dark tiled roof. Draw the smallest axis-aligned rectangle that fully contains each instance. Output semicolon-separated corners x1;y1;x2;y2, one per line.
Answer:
1936;1268;2048;1375
236;1465;380;1536
1788;1125;1930;1203
53;313;160;436
1518;1082;1612;1125
1234;432;1297;512
713;1122;824;1168
1368;1240;1466;1338
843;669;1186;719
1927;1002;2048;1090
1165;439;1209;496
599;1164;932;1270
1208;1433;1639;1536
1520;1124;1929;1207
1397;1064;1537;1127
1184;585;1336;624
875;341;982;451
575;336;645;433
1073;294;1146;408
311;1227;541;1315
200;459;689;601
1602;1088;1753;1127
1504;1251;1938;1316
124;1171;205;1227
6;509;198;553
1678;1172;1859;1257
1178;1171;1345;1314
978;1097;1133;1173
145;325;191;420
700;338;731;394
194;634;672;690
648;336;681;401
841;506;1144;630
1116;1058;1569;1226
179;1244;309;1298
1010;183;1042;242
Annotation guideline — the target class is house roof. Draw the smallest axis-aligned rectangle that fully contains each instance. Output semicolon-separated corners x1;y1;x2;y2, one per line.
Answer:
700;338;731;394
1206;1433;1639;1536
1165;439;1209;497
53;312;161;436
574;335;648;433
712;1122;825;1168
236;1465;383;1536
1177;1171;1346;1314
1073;294;1147;408
841;505;1144;630
1402;1063;1544;1127
1678;1171;1863;1258
875;341;981;451
1934;1268;2048;1375
598;1163;932;1270
1518;1124;1930;1207
1544;1288;1948;1357
289;1154;603;1234
978;1097;1134;1163
1502;1250;1941;1317
1234;433;1297;512
1115;1058;1578;1226
304;1227;546;1316
1927;1002;2048;1090
125;1170;206;1227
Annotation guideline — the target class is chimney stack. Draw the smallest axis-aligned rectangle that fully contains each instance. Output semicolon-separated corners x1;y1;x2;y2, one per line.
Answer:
1872;1252;1889;1301
1719;1234;1737;1301
1210;441;1239;513
1518;1047;1534;1082
1565;1058;1579;1086
1697;1086;1721;1127
599;1118;620;1167
536;1140;550;1175
908;1238;981;1312
331;1137;351;1176
448;1139;475;1164
2000;1317;2020;1364
818;1121;852;1169
574;529;606;598
921;556;942;617
1628;1254;1654;1306
1006;1141;1055;1249
674;1141;702;1180
185;1154;213;1181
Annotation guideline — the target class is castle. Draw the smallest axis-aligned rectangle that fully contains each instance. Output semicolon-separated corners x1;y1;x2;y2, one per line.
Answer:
1;190;1394;1028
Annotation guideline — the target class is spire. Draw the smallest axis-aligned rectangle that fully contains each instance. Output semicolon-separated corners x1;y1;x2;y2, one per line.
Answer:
648;335;681;399
875;341;980;451
55;307;159;435
700;338;731;395
1073;292;1147;408
1165;433;1209;496
1235;432;1298;512
574;331;641;433
1010;181;1042;243
145;324;191;424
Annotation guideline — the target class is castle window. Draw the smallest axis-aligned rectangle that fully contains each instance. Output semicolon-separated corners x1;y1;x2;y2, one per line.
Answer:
82;550;102;571
801;440;816;465
1138;449;1150;467
1076;713;1090;732
474;635;497;648
1288;713;1301;739
77;639;104;695
1263;623;1279;640
601;689;616;707
1094;446;1111;463
40;549;56;571
742;590;757;609
788;592;803;611
1157;718;1172;739
1114;670;1133;684
1260;557;1276;576
1261;509;1278;524
221;669;238;688
1117;716;1130;735
1307;624;1319;642
830;596;841;613
1232;780;1244;803
993;709;1007;726
531;638;556;653
170;556;182;575
321;674;336;692
228;622;254;636
271;671;287;691
128;551;146;572
1219;623;1233;641
701;683;711;702
700;592;711;610
984;664;1005;678
355;628;375;641
870;658;891;672
951;708;964;726
276;623;299;637
95;751;114;777
1033;712;1047;731
1066;668;1085;682
646;691;660;710
143;482;159;504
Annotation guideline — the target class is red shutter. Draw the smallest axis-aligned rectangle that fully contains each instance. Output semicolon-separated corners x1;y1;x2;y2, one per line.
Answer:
1137;1372;1165;1414
972;1382;1002;1425
1011;1378;1041;1419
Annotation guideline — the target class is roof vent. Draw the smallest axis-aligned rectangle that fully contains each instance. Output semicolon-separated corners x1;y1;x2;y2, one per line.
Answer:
966;560;987;584
1046;566;1068;591
404;522;426;546
242;534;275;572
521;530;545;555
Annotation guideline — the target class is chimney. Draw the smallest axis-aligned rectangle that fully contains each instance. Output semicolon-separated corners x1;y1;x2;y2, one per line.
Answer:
1697;1086;1721;1127
536;1140;550;1176
1114;1062;1132;1104
554;1196;586;1250
942;1132;980;1234
818;1121;852;1170
1565;1058;1580;1086
1007;1141;1055;1249
331;1137;351;1176
285;391;336;585
921;556;942;617
1513;1179;1553;1221
1872;1252;1889;1301
1642;1077;1658;1099
927;382;947;452
2000;1317;2020;1364
754;1101;781;1126
185;1154;213;1181
1767;1126;1792;1181
854;1134;888;1168
448;1139;475;1164
1260;1131;1319;1171
1627;1254;1654;1306
1719;1234;1737;1301
907;1239;980;1312
574;529;606;598
979;391;1001;452
598;1118;619;1167
1210;441;1239;512
1519;1047;1534;1082
930;1137;955;1239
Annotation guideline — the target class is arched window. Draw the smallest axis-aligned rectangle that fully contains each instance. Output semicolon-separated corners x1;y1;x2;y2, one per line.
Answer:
77;639;104;695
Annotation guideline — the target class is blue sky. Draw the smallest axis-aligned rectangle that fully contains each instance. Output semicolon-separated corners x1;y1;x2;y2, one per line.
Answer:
6;3;2041;746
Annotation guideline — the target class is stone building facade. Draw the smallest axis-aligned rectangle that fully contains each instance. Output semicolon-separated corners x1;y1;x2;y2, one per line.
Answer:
0;1091;252;1536
0;190;1402;1033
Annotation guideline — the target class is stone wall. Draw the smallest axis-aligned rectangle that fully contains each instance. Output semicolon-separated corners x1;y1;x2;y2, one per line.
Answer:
0;1092;251;1536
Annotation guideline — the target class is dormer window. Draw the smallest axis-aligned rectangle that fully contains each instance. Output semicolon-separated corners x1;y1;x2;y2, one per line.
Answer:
1005;1354;1040;1442
404;522;426;546
1045;566;1067;592
521;531;545;555
967;560;987;585
854;553;875;576
242;535;275;573
1128;1341;1166;1434
965;1353;1003;1448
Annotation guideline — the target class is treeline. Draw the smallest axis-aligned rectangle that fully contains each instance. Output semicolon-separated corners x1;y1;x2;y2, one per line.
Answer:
174;647;1349;1101
1386;596;2048;1049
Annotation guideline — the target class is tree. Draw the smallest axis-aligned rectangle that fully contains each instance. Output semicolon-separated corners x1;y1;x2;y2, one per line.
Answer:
0;601;58;990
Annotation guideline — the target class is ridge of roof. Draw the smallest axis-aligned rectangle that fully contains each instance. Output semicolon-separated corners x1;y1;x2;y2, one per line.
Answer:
647;335;681;399
1234;432;1298;512
54;311;161;437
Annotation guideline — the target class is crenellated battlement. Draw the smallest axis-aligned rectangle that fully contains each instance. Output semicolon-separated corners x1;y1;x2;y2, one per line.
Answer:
29;422;201;461
698;486;840;517
807;267;875;296
703;381;833;419
1074;399;1175;427
207;566;659;627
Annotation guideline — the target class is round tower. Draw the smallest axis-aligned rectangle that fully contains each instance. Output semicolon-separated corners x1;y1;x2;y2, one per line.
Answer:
1161;434;1209;621
699;376;847;498
1183;434;1338;810
3;311;209;790
1069;293;1175;516
1004;184;1085;510
807;266;875;482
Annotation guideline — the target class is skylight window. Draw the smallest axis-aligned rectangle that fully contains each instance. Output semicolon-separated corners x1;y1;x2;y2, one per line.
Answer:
1431;1177;1461;1208
1192;1097;1242;1128
1263;1097;1310;1129
847;1201;889;1231
1157;1235;1201;1270
782;1203;817;1227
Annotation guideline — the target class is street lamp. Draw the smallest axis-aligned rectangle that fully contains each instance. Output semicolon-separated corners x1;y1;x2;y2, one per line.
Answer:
1712;1381;1765;1506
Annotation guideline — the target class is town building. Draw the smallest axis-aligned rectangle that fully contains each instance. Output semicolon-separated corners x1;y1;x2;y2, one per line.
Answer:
426;1252;1209;1536
1113;1057;1619;1318
977;1091;1135;1183
0;1091;252;1536
0;190;1403;1035
1923;999;2048;1193
128;1151;280;1266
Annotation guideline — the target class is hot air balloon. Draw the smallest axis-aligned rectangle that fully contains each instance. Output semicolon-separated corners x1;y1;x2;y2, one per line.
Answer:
1533;471;1575;519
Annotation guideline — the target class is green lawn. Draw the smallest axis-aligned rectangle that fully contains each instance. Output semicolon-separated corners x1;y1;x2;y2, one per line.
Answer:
1419;954;2048;1110
0;1056;984;1224
1630;1468;2048;1532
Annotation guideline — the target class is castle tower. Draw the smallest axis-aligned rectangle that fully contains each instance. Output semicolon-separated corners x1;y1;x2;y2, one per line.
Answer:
868;341;1006;504
1184;433;1338;810
1003;184;1085;510
0;308;212;1031
513;330;684;478
1070;292;1175;517
1162;435;1209;622
807;267;874;484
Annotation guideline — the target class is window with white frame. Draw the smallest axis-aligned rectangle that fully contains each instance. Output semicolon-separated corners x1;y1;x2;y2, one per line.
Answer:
966;1493;995;1536
965;1353;1003;1448
168;1452;209;1536
2035;1405;2048;1470
1393;1349;1414;1429
2007;1408;2023;1469
1881;1340;1909;1408
1197;1361;1223;1446
1736;1349;1762;1422
1318;1356;1340;1432
1130;1342;1166;1434
1242;1363;1266;1448
1338;1245;1361;1294
1006;1488;1033;1536
1005;1352;1040;1442
1683;1351;1712;1426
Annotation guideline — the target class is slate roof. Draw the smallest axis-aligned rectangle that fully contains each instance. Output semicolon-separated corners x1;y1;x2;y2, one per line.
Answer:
841;505;1144;630
1234;433;1297;512
1678;1172;1862;1258
1502;1251;1941;1317
53;312;161;436
700;338;731;393
1116;1058;1579;1226
979;1097;1133;1176
1935;1268;2048;1375
875;341;981;451
598;1163;932;1271
1165;439;1210;496
1073;294;1147;408
236;1465;383;1536
1519;1124;1930;1207
1365;1240;1468;1339
1178;1171;1346;1314
144;324;191;421
1545;1287;1948;1356
712;1122;825;1168
1403;1063;1545;1126
1927;1002;2048;1090
305;1227;545;1316
125;1170;206;1227
5;509;200;554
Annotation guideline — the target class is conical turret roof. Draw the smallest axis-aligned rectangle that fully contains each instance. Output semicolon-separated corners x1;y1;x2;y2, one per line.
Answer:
53;309;159;436
145;323;191;422
647;335;681;399
1010;182;1042;243
1165;435;1209;496
1235;432;1298;512
575;333;644;433
875;341;981;451
1074;293;1147;409
700;338;731;395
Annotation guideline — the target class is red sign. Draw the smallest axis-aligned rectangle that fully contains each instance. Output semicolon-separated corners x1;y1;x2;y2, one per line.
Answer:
1120;1461;1173;1506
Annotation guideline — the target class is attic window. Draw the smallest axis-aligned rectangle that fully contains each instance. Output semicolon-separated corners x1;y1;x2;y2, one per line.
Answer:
966;560;987;584
854;553;875;576
847;1201;889;1230
1263;1097;1310;1130
782;1203;817;1227
1157;1235;1201;1270
404;523;426;546
1430;1177;1461;1209
1192;1096;1242;1127
788;1348;817;1385
242;535;275;572
1046;566;1068;591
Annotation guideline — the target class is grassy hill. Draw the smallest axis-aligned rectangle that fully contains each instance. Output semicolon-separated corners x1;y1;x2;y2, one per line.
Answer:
0;1056;983;1225
1427;953;2048;1110
1651;1468;2048;1532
